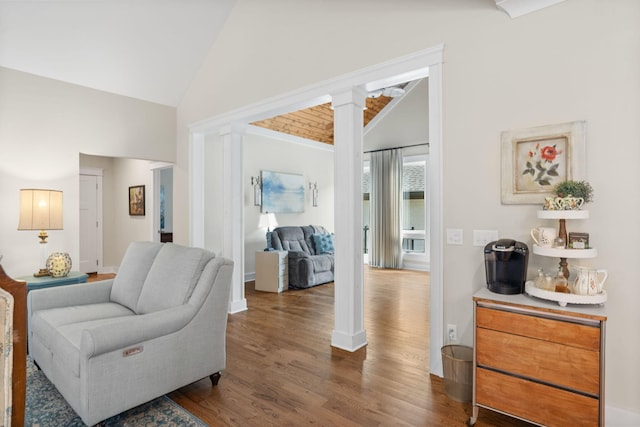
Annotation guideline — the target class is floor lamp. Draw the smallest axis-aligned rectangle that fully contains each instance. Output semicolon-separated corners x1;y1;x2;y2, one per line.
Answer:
18;189;63;277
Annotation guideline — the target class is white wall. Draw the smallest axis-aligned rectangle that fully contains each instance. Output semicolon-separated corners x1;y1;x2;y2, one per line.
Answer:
364;78;429;151
111;158;156;265
176;0;640;416
79;154;160;271
0;67;176;276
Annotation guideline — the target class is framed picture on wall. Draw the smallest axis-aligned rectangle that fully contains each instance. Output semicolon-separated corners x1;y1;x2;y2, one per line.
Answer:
129;185;145;216
501;121;586;204
261;170;305;213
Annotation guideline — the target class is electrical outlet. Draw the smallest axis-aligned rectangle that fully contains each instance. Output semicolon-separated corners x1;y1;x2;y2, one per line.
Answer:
447;324;458;343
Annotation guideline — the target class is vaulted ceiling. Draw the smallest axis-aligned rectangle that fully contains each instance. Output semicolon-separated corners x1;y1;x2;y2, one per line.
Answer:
0;0;236;106
0;0;559;109
250;96;394;145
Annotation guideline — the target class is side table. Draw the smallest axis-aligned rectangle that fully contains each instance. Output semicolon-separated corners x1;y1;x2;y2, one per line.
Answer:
17;271;89;292
255;251;288;292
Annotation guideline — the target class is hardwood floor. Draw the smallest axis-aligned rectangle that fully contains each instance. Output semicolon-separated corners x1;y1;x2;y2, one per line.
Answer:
168;267;533;426
86;272;116;282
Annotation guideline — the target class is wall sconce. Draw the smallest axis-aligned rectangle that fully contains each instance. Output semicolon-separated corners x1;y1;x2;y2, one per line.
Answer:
18;189;63;276
250;175;262;206
309;182;318;207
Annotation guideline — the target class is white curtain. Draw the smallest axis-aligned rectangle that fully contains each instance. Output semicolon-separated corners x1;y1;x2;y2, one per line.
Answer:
370;148;403;269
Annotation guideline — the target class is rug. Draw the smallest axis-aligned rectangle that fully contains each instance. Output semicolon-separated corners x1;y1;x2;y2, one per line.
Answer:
25;359;207;426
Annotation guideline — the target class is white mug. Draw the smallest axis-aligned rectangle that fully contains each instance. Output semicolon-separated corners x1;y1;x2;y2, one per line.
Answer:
531;226;557;248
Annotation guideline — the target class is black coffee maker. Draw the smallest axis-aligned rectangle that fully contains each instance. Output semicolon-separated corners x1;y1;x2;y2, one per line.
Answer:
484;239;529;295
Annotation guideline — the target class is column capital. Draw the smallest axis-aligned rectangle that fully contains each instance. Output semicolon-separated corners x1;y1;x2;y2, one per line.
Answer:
331;87;368;110
219;122;246;136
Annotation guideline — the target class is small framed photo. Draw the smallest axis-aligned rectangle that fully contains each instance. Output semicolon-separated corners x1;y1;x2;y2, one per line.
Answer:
568;232;589;249
129;185;145;216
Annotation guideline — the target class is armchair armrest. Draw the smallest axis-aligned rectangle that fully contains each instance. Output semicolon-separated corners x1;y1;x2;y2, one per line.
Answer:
80;304;197;358
286;251;310;260
284;251;316;287
28;279;113;314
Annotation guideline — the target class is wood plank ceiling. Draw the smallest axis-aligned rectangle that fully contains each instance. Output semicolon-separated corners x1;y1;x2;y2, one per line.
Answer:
250;96;394;145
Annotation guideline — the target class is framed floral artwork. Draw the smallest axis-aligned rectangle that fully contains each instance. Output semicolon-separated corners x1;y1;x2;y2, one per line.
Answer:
501;121;586;204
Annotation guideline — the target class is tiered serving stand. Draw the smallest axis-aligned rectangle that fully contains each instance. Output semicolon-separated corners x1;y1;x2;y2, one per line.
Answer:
527;209;607;306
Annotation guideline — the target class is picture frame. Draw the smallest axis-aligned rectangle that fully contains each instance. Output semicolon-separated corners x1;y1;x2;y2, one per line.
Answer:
568;232;590;249
261;170;305;213
501;121;586;204
129;185;145;216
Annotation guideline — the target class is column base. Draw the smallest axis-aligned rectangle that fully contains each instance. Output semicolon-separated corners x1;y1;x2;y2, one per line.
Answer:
331;329;367;352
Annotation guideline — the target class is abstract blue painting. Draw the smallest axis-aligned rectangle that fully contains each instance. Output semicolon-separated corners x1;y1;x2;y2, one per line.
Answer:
261;170;305;213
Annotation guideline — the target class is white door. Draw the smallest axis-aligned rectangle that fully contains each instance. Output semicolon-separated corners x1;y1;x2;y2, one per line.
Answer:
79;174;99;273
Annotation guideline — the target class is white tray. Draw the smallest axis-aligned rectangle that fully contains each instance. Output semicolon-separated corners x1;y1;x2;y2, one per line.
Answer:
525;281;607;307
537;210;589;220
532;245;597;258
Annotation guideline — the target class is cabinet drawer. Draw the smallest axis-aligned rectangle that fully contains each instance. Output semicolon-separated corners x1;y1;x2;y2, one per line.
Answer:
476;306;600;351
477;327;599;395
476;368;599;427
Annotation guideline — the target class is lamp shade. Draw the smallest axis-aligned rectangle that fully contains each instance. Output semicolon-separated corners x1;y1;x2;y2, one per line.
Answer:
18;189;63;231
258;212;278;230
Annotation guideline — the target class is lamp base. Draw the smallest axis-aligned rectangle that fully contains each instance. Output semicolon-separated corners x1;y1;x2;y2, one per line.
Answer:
33;268;50;278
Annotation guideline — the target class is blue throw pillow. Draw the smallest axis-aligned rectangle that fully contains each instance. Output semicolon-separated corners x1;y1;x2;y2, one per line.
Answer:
312;233;334;254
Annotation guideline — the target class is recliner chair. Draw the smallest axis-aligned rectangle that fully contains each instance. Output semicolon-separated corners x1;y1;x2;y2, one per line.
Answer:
269;225;334;288
27;241;233;426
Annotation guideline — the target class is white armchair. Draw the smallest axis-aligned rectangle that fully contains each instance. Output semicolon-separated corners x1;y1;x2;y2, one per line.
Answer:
27;242;233;425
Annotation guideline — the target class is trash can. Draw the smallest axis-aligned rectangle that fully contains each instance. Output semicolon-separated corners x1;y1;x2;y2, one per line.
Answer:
441;345;473;402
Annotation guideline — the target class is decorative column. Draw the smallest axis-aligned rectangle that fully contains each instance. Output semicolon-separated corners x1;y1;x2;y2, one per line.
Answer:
220;123;247;313
330;87;367;351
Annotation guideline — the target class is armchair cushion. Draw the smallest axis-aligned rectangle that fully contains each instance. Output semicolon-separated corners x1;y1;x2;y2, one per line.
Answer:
312;254;333;272
110;241;162;312
136;244;214;314
31;302;135;376
312;233;334;254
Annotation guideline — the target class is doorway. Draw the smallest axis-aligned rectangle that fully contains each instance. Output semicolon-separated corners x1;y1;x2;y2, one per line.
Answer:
152;164;174;243
189;45;444;375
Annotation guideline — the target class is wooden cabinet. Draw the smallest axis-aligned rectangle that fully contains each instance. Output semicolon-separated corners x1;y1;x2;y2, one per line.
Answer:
255;251;288;292
470;289;607;427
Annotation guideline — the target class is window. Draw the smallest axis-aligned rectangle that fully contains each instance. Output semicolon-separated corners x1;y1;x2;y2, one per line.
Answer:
362;155;428;256
402;156;426;254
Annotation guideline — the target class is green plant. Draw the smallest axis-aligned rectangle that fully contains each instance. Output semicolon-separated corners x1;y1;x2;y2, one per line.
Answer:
552;180;594;203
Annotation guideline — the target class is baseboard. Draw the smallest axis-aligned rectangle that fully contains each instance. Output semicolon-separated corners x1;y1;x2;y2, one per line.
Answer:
331;329;367;352
228;298;247;314
401;262;430;272
99;266;117;274
606;405;640;426
244;272;256;282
